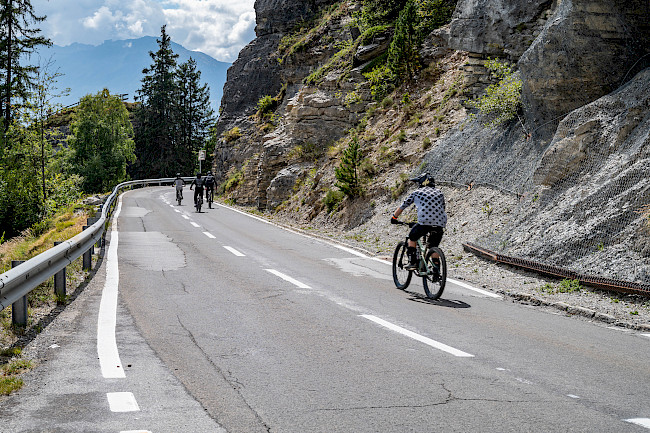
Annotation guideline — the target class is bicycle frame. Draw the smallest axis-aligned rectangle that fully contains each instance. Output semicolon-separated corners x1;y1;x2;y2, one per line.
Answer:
404;234;435;278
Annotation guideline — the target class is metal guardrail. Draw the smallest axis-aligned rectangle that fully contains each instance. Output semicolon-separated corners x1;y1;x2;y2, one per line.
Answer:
0;177;193;318
463;242;650;297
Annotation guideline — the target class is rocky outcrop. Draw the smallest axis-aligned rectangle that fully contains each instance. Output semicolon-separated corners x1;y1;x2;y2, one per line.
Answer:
448;0;554;60
216;0;339;135
214;1;367;209
519;0;650;139
448;0;650;140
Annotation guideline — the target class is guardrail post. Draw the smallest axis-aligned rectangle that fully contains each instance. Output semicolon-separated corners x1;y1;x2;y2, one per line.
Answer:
82;226;92;270
53;242;66;302
87;217;101;249
11;261;28;327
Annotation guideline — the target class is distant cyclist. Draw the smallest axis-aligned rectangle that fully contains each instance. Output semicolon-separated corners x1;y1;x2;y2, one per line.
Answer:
189;173;205;206
391;173;447;270
173;173;184;203
204;171;215;206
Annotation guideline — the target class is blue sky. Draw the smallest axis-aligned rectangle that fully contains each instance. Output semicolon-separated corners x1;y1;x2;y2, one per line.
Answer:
32;0;256;62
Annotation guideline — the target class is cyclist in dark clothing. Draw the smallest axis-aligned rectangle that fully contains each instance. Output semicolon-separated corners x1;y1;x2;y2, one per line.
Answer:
189;173;205;206
204;171;215;198
391;173;447;270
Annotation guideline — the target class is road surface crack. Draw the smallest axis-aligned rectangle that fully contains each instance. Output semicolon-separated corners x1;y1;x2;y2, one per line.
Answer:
175;315;271;432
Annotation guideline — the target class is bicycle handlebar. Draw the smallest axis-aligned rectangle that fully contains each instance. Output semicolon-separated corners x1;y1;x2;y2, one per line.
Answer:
394;220;417;228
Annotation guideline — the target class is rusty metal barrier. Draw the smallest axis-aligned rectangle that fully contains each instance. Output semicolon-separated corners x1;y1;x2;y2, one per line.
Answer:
463;242;650;297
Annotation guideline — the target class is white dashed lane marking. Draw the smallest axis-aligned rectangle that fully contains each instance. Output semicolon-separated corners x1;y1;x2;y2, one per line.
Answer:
265;269;311;289
626;418;650;429
107;392;140;412
223;246;245;257
360;314;474;358
203;232;216;239
190;222;200;228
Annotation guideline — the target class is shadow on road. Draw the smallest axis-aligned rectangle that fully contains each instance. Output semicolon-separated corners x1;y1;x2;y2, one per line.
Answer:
405;291;471;308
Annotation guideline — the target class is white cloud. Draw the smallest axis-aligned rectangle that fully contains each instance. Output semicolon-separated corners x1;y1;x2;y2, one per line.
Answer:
32;0;256;62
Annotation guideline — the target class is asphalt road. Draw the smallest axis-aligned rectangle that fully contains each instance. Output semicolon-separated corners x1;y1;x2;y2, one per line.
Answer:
2;186;649;432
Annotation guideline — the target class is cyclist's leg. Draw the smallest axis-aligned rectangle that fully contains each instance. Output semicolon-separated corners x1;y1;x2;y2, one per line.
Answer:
406;224;427;269
426;227;444;260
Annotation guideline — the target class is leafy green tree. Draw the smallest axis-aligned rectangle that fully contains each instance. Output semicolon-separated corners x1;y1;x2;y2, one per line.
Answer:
175;57;214;173
133;25;179;178
467;59;523;128
0;0;51;132
335;135;363;198
68;89;135;193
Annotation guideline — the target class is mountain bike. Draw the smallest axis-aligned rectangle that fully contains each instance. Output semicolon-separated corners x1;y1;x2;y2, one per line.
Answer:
392;222;447;299
195;190;203;213
176;188;183;206
206;187;213;209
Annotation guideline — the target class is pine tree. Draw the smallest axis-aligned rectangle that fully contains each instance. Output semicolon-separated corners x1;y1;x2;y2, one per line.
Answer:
335;136;363;198
0;0;51;132
133;25;179;177
387;0;419;81
175;57;214;173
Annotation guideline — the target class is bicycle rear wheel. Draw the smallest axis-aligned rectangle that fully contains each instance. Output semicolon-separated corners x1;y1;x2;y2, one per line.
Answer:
422;247;447;299
392;241;412;290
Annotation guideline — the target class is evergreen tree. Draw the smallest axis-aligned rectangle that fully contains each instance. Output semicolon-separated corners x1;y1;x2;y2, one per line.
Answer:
335;135;363;198
68;89;135;193
175;57;214;173
387;0;419;81
360;0;408;27
0;0;51;132
133;25;179;177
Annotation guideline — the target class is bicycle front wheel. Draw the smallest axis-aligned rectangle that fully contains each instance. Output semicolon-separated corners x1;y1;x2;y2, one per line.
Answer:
422;247;447;299
392;241;412;290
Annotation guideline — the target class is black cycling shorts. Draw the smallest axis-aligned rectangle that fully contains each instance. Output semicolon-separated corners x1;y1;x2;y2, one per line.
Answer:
408;224;443;247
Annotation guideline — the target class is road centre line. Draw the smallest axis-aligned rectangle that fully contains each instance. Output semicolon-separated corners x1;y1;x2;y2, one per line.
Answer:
265;269;311;289
182;215;190;220
626;418;650;429
190;222;200;228
97;194;126;379
360;314;474;358
224;246;245;256
107;392;140;412
174;209;181;213
203;232;216;239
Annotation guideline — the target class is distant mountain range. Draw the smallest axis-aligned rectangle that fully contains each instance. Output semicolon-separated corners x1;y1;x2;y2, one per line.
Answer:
35;37;231;113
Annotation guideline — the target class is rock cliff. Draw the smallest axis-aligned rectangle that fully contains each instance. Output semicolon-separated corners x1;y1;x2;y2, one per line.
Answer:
213;0;650;284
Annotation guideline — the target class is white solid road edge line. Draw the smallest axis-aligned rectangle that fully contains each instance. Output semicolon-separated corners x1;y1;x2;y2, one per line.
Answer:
107;392;140;412
265;269;311;289
447;278;502;298
223;246;245;257
97;195;126;379
360;314;474;358
626;418;650;429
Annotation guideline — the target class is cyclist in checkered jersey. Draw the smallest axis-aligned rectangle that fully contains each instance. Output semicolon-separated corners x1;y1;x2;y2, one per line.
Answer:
391;173;447;270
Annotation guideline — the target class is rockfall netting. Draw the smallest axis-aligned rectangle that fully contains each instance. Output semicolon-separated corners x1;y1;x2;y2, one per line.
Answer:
422;68;650;287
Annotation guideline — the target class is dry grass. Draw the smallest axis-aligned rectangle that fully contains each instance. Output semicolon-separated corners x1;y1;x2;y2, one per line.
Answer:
0;204;93;396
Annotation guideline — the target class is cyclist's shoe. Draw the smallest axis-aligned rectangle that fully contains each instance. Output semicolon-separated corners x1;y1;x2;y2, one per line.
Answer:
404;262;417;271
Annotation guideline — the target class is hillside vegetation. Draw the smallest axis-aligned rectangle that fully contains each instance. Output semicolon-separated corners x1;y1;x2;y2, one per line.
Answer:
213;0;650;286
